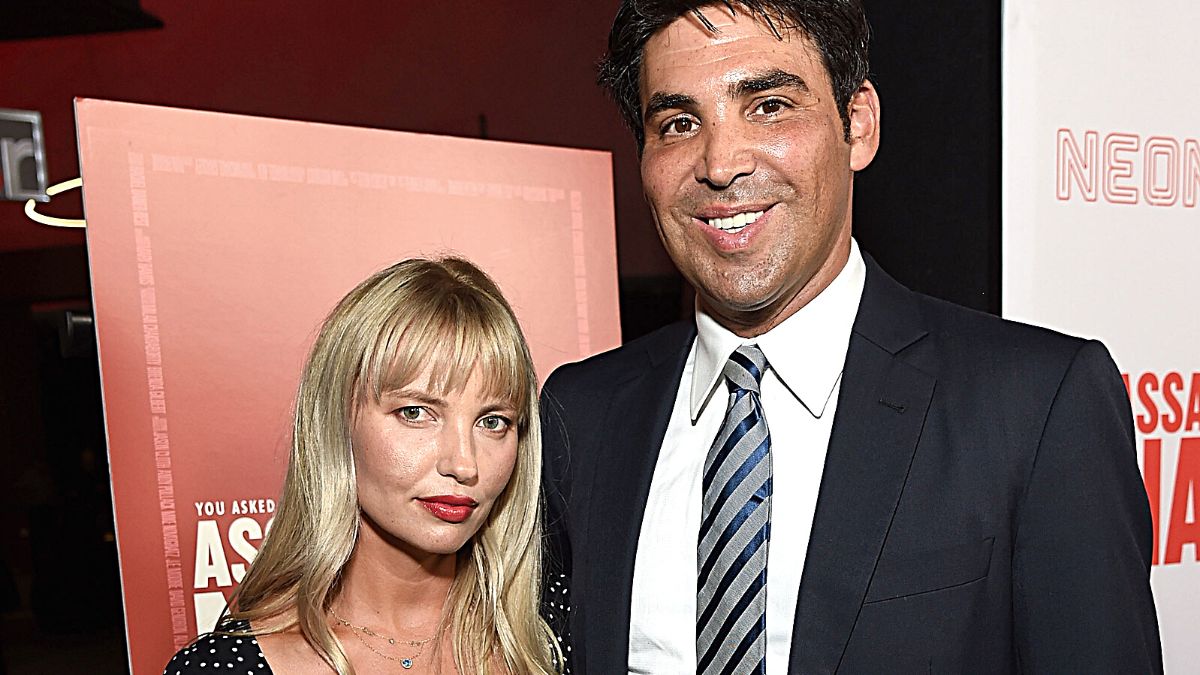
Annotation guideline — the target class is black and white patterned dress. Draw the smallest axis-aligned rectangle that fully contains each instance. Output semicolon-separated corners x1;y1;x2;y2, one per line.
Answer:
163;621;266;673
163;583;573;674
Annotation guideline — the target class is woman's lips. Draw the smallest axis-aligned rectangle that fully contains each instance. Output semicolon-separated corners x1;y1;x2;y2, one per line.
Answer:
418;496;478;523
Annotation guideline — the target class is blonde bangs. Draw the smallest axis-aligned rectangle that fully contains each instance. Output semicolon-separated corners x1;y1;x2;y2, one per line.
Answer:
361;277;533;426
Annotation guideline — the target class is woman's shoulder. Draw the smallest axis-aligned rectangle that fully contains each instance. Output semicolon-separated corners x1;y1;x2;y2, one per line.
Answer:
163;619;272;674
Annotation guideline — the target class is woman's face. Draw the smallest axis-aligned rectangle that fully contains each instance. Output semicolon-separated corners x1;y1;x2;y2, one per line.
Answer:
351;365;520;557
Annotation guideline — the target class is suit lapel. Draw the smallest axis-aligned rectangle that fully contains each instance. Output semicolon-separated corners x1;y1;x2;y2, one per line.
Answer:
789;257;936;674
581;321;695;675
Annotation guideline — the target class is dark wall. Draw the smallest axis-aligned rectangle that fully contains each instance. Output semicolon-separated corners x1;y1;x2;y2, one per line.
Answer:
854;1;1002;315
0;248;124;670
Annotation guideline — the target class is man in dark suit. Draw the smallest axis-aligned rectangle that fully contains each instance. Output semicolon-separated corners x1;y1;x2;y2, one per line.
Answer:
541;1;1162;673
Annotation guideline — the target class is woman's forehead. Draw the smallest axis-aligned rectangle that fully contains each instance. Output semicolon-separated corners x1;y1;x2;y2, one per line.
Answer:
373;352;524;403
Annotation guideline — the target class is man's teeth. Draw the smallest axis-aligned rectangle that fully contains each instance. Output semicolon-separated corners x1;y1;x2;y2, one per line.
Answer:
706;210;764;233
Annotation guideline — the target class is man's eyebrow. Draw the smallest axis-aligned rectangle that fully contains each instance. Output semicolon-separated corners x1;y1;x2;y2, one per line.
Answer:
643;92;697;122
730;69;810;99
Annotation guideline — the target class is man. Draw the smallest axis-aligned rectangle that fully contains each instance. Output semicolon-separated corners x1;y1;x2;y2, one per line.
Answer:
541;1;1162;673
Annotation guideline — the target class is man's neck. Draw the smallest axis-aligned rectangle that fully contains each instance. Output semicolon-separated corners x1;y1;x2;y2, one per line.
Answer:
700;235;853;338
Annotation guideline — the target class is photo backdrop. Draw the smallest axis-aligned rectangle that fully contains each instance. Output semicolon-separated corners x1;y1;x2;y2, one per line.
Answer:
76;99;620;674
1002;2;1199;670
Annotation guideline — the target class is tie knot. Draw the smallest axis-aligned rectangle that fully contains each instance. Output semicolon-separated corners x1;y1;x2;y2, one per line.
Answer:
724;344;768;395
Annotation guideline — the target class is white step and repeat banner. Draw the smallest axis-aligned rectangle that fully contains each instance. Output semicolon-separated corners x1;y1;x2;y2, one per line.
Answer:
1003;1;1199;670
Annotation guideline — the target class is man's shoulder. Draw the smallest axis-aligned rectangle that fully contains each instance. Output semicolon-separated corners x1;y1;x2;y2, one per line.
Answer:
545;319;694;393
902;288;1112;385
858;254;1094;370
540;320;692;457
917;290;1082;348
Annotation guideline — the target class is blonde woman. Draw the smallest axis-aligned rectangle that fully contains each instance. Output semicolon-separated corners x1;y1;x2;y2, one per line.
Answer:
164;258;566;674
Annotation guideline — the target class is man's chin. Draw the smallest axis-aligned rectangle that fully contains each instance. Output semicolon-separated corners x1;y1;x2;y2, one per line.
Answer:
697;290;780;325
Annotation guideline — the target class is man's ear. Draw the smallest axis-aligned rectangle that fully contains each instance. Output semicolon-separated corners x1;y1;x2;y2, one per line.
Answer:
847;79;880;171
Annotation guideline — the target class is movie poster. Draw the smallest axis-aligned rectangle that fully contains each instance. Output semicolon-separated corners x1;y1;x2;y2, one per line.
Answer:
76;99;620;673
1002;2;1200;669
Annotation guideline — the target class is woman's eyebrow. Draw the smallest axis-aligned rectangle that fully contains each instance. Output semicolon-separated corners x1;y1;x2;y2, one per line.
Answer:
480;401;518;413
381;388;446;406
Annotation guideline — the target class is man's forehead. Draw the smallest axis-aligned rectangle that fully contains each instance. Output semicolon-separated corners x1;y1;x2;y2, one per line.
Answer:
640;7;825;94
656;4;790;45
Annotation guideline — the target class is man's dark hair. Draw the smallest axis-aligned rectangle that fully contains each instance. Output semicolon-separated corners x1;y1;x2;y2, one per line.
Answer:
598;0;870;147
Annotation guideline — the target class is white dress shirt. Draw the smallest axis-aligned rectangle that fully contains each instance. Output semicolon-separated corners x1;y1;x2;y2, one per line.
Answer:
628;241;866;675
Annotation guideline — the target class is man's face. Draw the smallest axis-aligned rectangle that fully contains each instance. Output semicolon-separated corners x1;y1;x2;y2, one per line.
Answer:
638;7;878;335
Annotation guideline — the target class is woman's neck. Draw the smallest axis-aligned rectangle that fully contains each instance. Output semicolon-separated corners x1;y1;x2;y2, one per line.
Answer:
333;515;455;637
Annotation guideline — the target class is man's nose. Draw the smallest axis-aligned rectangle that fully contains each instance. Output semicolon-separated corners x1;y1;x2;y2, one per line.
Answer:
695;119;755;188
436;423;479;485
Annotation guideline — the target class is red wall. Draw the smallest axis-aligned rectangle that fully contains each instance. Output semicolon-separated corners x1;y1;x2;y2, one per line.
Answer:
0;0;672;276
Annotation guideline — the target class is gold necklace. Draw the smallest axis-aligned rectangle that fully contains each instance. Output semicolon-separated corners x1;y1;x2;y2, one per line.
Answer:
332;610;436;670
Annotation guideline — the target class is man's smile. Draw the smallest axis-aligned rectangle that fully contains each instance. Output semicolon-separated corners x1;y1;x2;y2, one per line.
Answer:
703;209;766;233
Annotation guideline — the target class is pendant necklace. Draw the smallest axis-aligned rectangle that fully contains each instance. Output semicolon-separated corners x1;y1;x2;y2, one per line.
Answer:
333;610;436;670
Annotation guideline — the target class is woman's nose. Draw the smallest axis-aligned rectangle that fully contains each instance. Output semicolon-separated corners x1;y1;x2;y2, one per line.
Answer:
436;423;478;485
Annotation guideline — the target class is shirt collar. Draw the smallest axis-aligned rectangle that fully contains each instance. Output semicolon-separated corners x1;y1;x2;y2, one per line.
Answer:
689;238;866;421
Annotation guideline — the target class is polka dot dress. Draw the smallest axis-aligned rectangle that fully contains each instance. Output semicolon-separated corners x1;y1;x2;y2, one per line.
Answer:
163;620;271;674
162;580;574;675
544;572;573;675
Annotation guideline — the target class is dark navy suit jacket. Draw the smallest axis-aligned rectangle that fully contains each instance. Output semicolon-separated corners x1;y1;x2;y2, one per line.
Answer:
540;256;1162;674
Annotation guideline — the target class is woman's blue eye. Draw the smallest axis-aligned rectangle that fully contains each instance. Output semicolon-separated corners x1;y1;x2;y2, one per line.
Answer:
480;415;511;432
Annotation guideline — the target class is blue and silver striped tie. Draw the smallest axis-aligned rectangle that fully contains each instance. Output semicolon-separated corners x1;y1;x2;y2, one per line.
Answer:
698;344;771;675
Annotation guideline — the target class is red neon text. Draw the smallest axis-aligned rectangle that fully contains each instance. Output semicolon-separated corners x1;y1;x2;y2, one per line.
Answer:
1057;129;1200;206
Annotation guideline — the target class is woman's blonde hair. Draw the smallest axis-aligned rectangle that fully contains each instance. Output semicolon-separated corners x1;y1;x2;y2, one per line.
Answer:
226;257;558;674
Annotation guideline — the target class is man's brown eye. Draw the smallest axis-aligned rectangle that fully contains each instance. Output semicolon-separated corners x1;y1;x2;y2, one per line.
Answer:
759;100;783;114
667;118;695;135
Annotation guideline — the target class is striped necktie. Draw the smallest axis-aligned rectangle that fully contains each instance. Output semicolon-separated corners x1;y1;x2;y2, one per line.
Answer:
697;344;771;675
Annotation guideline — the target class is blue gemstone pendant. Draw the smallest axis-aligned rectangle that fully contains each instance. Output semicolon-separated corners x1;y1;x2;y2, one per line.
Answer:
401;658;413;669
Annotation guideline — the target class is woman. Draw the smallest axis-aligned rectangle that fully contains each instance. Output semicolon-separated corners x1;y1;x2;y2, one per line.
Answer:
165;257;564;674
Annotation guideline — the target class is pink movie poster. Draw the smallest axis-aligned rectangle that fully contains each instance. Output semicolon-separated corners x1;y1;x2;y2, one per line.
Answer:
75;99;620;674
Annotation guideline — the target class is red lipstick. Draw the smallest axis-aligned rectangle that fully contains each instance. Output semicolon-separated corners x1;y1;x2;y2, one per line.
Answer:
418;495;478;523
